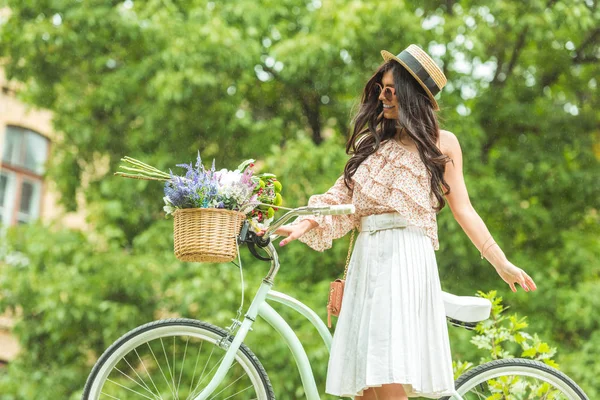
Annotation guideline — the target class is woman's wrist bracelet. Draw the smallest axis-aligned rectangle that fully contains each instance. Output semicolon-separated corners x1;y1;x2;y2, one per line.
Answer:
481;241;498;259
479;236;494;259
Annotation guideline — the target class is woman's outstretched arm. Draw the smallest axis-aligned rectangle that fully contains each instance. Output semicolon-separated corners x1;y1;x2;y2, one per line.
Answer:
439;130;537;293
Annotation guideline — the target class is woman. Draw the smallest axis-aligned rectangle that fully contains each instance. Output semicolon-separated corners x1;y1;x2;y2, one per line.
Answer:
261;44;537;399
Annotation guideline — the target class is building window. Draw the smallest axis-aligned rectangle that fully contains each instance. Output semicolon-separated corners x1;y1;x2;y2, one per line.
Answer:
0;126;49;226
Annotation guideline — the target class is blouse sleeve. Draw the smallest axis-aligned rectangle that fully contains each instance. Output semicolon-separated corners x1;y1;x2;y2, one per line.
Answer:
295;175;356;252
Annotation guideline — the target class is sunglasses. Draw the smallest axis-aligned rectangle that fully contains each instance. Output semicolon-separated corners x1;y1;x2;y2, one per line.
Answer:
374;82;396;102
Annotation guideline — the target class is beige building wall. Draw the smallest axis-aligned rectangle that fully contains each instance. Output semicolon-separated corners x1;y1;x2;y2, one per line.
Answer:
0;70;87;363
0;70;87;228
0;313;17;365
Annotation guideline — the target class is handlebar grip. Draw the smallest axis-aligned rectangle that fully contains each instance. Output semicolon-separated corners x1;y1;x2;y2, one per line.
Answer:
322;204;355;215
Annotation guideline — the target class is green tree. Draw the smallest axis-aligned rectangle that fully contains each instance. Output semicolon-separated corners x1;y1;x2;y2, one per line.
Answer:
1;0;599;397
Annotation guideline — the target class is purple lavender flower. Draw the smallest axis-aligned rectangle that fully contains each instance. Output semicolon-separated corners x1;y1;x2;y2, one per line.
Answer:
164;173;194;208
240;167;256;189
163;153;257;214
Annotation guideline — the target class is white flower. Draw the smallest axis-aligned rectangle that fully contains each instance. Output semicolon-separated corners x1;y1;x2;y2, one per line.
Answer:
239;199;260;215
249;216;274;232
219;181;253;207
163;205;176;215
163;196;176;216
217;169;243;187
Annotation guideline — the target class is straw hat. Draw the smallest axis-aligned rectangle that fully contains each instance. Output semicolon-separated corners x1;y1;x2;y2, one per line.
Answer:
381;44;447;110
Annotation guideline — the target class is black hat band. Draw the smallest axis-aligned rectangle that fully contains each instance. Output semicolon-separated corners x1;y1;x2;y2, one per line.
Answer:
397;50;441;96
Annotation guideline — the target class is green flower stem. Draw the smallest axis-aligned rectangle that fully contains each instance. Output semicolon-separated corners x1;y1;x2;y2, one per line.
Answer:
254;202;293;211
122;157;170;176
118;166;170;179
113;172;169;181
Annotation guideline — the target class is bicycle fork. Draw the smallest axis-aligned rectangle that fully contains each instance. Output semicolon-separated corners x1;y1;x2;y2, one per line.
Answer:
193;280;273;400
193;279;324;400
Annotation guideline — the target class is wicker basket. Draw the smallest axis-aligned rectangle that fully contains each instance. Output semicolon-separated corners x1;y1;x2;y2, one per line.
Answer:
173;208;246;263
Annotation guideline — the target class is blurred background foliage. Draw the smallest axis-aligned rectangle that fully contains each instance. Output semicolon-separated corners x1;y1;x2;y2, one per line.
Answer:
0;0;599;398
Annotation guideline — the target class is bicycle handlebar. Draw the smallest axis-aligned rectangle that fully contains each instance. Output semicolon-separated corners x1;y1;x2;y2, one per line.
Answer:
321;204;356;215
238;204;355;277
262;204;355;238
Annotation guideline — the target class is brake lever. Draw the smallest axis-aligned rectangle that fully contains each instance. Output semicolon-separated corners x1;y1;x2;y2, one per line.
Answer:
248;242;272;261
247;231;272;261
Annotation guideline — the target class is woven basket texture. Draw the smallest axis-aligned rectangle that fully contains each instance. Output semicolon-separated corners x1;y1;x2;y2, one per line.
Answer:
173;208;245;263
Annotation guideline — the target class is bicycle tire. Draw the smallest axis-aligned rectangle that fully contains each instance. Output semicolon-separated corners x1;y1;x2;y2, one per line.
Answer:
82;318;275;400
440;358;588;400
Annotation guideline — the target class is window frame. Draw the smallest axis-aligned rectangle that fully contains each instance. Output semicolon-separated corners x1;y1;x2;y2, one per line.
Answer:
0;125;50;226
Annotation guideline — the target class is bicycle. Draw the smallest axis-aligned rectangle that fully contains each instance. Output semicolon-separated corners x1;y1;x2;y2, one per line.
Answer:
83;205;589;400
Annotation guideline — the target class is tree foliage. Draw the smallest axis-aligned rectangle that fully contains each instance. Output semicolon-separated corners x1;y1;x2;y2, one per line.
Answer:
0;0;599;397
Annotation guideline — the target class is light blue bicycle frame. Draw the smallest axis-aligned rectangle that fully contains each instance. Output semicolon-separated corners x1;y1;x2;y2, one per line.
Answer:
193;241;465;400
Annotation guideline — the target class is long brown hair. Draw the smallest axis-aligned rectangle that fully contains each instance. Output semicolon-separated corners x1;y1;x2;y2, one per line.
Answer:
343;60;451;212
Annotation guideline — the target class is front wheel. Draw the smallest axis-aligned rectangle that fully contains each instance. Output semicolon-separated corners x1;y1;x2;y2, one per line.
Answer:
83;318;275;400
441;358;588;400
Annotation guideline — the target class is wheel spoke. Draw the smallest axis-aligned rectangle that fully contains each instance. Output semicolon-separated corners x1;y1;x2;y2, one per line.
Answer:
208;371;247;399
197;346;216;388
112;366;158;399
159;338;177;398
105;377;157;400
122;356;156;398
173;336;177;398
134;348;163;399
177;336;190;397
190;360;241;399
220;383;254;400
85;321;271;400
100;391;120;400
188;352;227;399
147;341;175;397
468;383;487;399
186;340;203;400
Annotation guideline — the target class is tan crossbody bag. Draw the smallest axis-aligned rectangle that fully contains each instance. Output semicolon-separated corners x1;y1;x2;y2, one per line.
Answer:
326;229;356;328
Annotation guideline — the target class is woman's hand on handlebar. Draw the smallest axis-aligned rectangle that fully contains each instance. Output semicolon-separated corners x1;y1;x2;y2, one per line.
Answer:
257;219;318;247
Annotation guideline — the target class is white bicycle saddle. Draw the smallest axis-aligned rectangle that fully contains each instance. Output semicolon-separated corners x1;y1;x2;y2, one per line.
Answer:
442;291;492;326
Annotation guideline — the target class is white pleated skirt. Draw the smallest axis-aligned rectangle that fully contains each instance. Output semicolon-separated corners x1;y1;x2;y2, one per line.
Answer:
326;213;455;399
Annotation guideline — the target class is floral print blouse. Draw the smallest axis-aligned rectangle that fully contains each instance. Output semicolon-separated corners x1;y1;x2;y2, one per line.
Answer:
296;139;439;252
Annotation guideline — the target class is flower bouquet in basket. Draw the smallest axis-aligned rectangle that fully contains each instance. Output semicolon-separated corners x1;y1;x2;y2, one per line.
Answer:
115;152;283;263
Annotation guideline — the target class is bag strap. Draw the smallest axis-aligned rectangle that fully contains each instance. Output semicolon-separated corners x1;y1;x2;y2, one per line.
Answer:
342;229;356;280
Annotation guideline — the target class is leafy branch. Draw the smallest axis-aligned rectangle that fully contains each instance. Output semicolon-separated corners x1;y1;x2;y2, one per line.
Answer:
469;290;559;368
